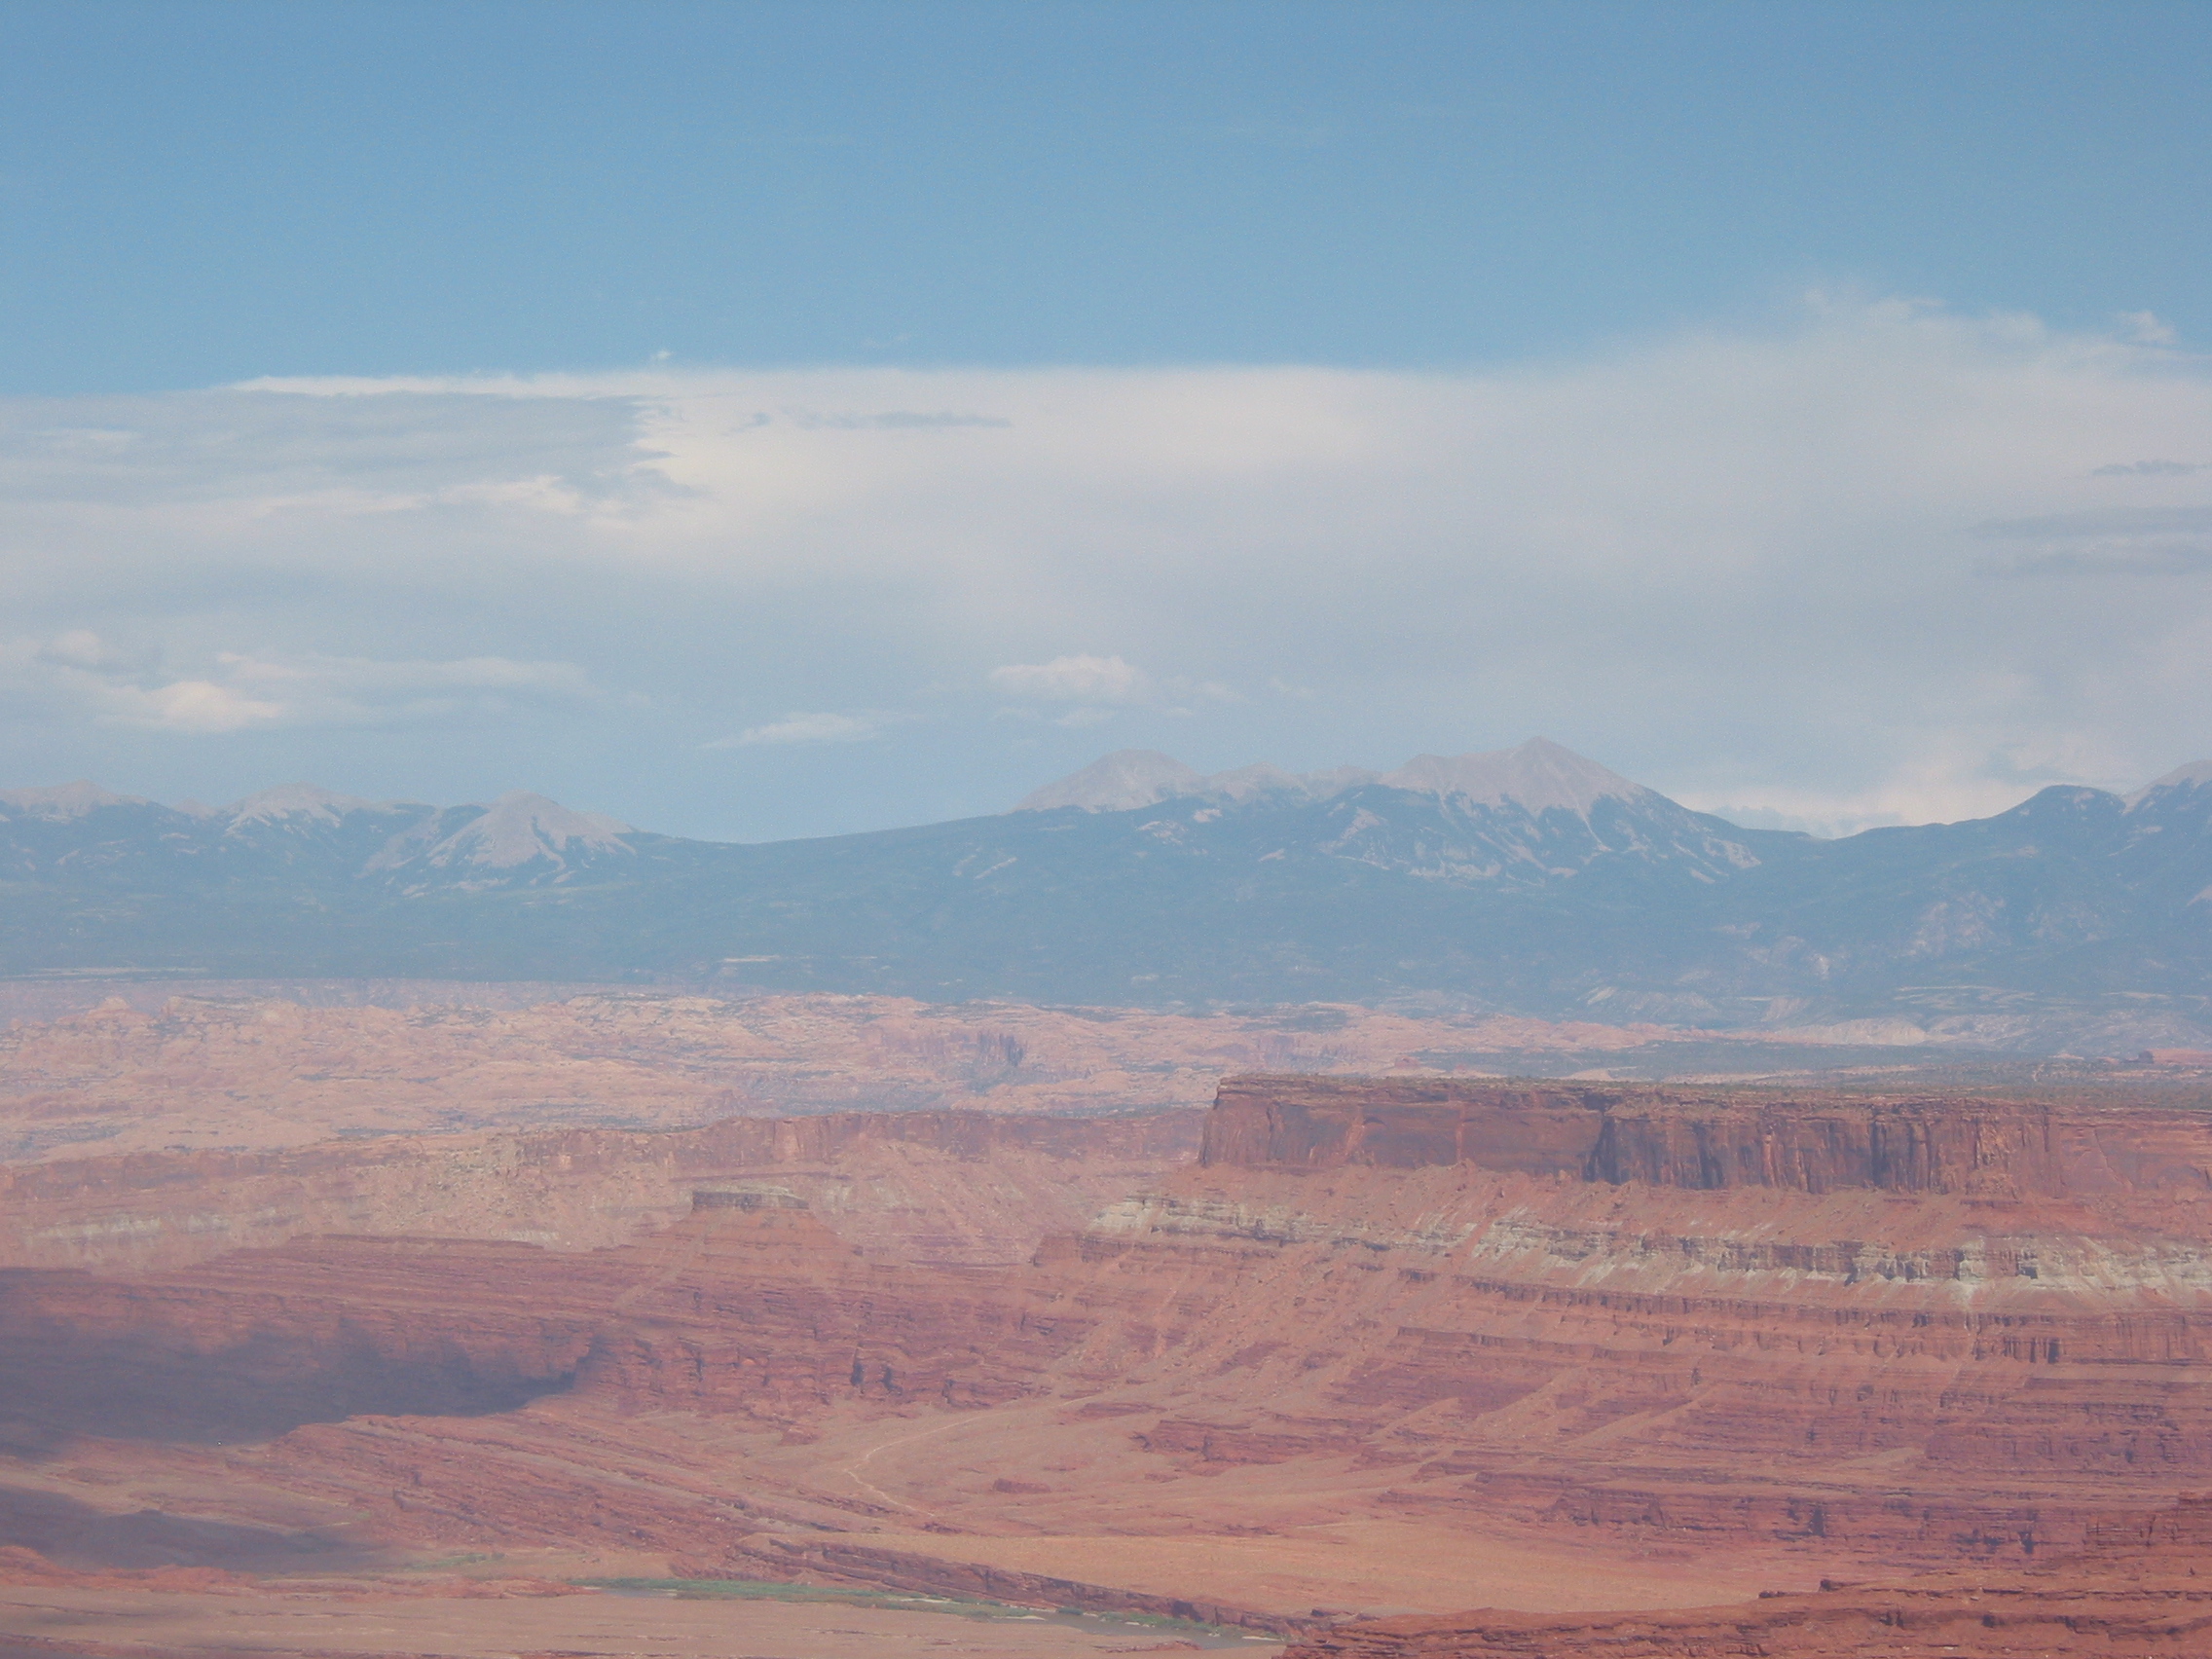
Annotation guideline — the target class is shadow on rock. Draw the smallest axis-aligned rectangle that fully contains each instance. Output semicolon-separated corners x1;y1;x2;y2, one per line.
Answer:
0;1485;369;1571
0;1273;573;1450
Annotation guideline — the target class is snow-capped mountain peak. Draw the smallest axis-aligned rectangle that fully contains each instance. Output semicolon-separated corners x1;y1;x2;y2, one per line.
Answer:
2126;759;2212;808
424;792;635;869
223;783;393;829
1377;737;1651;816
1014;737;1649;817
1014;751;1209;812
0;781;147;819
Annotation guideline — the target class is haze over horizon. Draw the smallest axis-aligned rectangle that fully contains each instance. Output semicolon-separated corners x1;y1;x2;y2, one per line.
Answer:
15;16;2212;1657
15;733;2212;854
4;2;2211;843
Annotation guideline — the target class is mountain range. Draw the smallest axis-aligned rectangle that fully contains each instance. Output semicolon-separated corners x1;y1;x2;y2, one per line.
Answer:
4;739;2210;1047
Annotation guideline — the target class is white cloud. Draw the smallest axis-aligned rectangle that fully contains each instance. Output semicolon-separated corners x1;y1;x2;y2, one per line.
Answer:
41;630;131;671
0;636;600;735
2091;460;2203;478
988;654;1149;704
5;298;2212;835
104;679;287;734
986;658;1240;726
718;712;886;747
2119;311;2179;347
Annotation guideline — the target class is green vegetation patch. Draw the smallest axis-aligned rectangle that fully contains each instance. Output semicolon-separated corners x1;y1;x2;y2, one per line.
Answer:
576;1577;1260;1642
580;1575;1031;1619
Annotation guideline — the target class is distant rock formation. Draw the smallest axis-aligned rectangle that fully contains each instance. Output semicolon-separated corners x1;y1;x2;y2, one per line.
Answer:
16;1074;2212;1618
1283;1536;2212;1659
0;780;145;818
1013;749;1213;812
1012;736;1643;816
1199;1074;2212;1197
5;746;2212;1039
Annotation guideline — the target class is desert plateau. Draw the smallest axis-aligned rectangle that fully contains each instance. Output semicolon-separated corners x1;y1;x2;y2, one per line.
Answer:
3;986;2212;1659
14;11;2212;1650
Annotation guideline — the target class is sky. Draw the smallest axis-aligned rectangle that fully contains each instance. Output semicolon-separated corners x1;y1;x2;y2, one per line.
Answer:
2;1;2210;841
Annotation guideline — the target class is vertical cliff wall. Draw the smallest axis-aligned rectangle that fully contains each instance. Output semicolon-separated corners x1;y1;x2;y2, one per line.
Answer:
16;1075;2212;1609
1201;1074;2212;1198
0;1106;1204;1272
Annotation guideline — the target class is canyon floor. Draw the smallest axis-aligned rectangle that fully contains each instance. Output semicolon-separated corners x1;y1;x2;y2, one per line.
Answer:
3;989;2211;1657
11;981;2189;1169
0;984;1748;1167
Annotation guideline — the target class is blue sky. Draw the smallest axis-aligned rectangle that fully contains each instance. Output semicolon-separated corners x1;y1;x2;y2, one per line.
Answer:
6;1;2209;390
2;3;2210;840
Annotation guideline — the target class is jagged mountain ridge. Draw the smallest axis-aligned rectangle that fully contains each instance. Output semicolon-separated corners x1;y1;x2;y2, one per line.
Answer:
2;743;2210;1040
0;782;639;892
1012;740;1772;891
1014;735;1658;815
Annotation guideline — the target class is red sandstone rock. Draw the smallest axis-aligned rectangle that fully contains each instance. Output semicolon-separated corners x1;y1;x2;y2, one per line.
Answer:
14;1075;2212;1647
0;991;1696;1166
0;1105;1200;1272
1285;1511;2212;1658
1202;1073;2212;1197
1283;1572;2212;1659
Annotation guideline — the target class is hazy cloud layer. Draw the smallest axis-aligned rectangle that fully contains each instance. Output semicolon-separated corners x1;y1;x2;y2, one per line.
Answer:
2091;460;2204;478
1973;504;2212;578
3;299;2211;840
990;654;1149;705
717;712;889;748
3;635;600;736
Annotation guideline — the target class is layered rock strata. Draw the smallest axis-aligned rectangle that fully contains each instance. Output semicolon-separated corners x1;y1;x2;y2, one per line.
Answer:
1284;1568;2212;1659
1286;1499;2212;1656
0;991;1689;1165
0;1106;1200;1272
1203;1074;2212;1198
10;1076;2212;1630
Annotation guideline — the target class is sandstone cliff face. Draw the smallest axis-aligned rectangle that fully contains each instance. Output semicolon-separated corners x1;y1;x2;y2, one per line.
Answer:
0;1106;1200;1272
1284;1500;2212;1658
0;991;1692;1164
578;1199;1094;1417
1203;1074;2212;1198
1144;1079;2212;1562
1283;1567;2212;1659
1200;1077;1609;1173
14;1075;2212;1632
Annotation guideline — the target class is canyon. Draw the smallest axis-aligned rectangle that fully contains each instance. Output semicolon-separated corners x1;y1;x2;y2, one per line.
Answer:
6;1061;2212;1657
0;988;1740;1170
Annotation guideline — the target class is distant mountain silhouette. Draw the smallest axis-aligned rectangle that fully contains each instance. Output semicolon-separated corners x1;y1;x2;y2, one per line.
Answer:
4;746;2209;1048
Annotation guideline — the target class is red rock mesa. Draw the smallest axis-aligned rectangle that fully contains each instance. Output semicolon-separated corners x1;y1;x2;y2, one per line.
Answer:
7;1075;2212;1655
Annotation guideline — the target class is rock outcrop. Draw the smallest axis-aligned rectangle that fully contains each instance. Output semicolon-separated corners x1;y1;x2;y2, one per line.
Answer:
0;1105;1200;1272
1286;1499;2212;1657
1285;1568;2212;1658
14;1075;2212;1637
0;991;1701;1164
1203;1074;2212;1197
